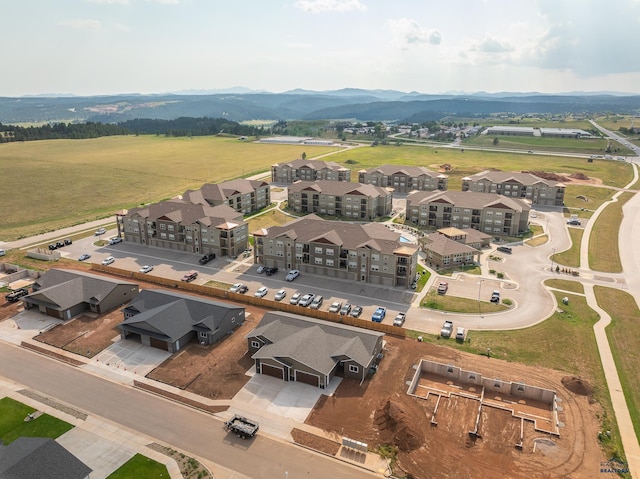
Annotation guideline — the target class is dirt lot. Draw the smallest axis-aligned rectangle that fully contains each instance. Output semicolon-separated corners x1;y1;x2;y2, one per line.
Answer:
304;336;606;479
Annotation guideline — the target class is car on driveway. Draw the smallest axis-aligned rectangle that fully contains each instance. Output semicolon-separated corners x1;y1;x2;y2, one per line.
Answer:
6;288;29;302
441;320;453;338
309;295;324;309
139;265;154;274
437;282;448;294
95;228;106;236
78;253;91;261
102;256;115;265
289;292;302;305
328;301;342;313
274;289;287;301
181;271;198;282
285;270;300;281
393;312;406;326
339;303;352;316
372;307;386;322
298;293;315;307
350;306;363;318
254;286;268;298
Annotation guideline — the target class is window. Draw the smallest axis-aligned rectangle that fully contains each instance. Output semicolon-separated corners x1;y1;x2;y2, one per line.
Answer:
326;248;334;256
315;257;323;265
315;247;323;254
326;259;334;267
251;340;260;349
168;234;175;240
348;364;359;373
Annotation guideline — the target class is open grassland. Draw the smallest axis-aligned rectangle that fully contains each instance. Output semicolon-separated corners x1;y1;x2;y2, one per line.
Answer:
463;134;620;154
554;227;582;268
468;118;594;130
544;278;585;294
595;286;640;441
420;290;508;313
0;135;341;240
594;115;637;130
589;192;633;272
563;185;616;216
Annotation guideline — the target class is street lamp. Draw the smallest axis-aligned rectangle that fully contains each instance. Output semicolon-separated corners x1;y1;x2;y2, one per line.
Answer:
551;248;555;271
477;279;484;317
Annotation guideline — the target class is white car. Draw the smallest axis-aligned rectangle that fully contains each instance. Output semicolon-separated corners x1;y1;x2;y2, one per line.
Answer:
285;269;300;282
139;265;154;273
289;292;302;305
257;265;266;274
274;289;287;301
95;228;106;236
328;301;342;313
230;283;244;293
254;286;268;298
102;256;115;265
109;237;123;245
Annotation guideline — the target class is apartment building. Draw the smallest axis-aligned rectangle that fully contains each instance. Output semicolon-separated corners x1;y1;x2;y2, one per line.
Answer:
287;181;392;220
121;199;248;257
253;215;418;288
182;179;270;214
406;190;531;236
357;165;448;192
271;159;351;183
461;170;565;207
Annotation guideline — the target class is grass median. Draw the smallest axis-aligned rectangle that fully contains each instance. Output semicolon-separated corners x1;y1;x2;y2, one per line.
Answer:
589;192;633;272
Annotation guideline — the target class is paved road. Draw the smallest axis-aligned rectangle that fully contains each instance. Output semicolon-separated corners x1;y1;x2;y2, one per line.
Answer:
0;342;376;479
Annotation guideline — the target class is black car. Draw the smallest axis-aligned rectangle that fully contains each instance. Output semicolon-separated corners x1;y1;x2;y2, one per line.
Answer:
64;238;72;245
198;253;216;264
6;288;29;302
55;241;65;249
265;267;279;276
497;246;512;254
237;285;248;294
48;244;57;251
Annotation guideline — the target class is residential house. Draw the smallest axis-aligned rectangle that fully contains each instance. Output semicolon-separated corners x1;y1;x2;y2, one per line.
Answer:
461;170;565;207
0;437;91;479
181;179;270;214
24;269;138;320
287;180;392;220
271;159;350;183
245;312;384;387
406;190;531;236
357;165;448;192
121;199;248;257
120;289;245;352
253;215;418;288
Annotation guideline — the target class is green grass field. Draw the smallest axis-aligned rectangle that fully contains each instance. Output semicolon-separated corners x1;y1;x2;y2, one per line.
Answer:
589;192;633;273
420;290;508;313
0;397;74;445
0;135;340;240
544;278;585;294
107;453;169;479
463;134;614;154
553;227;582;268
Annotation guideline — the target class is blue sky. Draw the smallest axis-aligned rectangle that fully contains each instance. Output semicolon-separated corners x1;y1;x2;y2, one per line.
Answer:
3;0;640;96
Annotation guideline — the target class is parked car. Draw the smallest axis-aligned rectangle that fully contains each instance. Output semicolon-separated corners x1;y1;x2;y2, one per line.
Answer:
78;253;91;261
455;327;466;341
139;265;154;274
256;265;266;274
181;271;198;282
237;285;248;294
289;292;302;305
328;301;342;313
254;286;268;298
64;239;72;245
567;219;581;226
230;283;245;293
95;228;106;236
199;253;216;264
350;306;363;318
285;269;300;282
437;282;448;294
339;303;352;316
298;293;315;307
48;244;57;251
0;249;5;256
309;295;324;309
109;237;123;245
6;288;29;302
497;246;512;254
372;307;386;323
102;256;115;265
265;267;279;276
393;312;406;326
441;320;453;338
490;290;500;303
274;289;287;301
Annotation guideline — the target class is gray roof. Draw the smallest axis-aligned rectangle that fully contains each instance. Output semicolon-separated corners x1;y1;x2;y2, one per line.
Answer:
246;312;383;374
463;170;564;187
183;179;268;206
407;190;530;212
127;199;244;227
420;233;479;256
288;180;390;198
0;437;91;479
256;215;417;256
358;164;442;178
273;159;348;171
28;269;137;311
121;290;244;341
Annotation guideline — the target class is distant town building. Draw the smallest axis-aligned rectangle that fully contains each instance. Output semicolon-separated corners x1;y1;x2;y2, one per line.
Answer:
539;128;592;138
259;136;335;146
461;170;565;207
271;159;350;183
287;180;392;220
357;165;448;192
485;126;535;136
182;179;270;214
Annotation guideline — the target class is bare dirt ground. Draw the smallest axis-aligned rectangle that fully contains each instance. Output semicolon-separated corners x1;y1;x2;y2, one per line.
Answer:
0;299;24;322
304;336;606;479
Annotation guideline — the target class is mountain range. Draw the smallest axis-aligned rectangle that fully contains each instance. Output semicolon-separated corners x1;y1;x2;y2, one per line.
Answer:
1;88;639;124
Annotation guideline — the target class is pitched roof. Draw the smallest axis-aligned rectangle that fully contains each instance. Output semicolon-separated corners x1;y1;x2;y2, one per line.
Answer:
28;269;137;311
0;437;91;479
121;290;244;341
182;179;268;206
358;164;442;178
420;233;479;256
288;180;390;198
246;312;382;374
465;170;563;188
273;159;348;171
407;190;530;212
127;199;244;227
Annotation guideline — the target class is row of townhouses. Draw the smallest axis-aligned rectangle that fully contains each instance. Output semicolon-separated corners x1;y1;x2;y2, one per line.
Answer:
357;165;448;192
287;181;392;220
253;215;418;289
182;178;270;214
271;159;351;183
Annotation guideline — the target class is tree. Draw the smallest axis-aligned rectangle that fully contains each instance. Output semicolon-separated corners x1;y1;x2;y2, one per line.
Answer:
493;137;499;146
301;152;307;160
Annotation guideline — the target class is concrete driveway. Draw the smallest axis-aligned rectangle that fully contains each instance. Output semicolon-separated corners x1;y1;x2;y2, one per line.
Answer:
0;309;62;345
84;338;171;380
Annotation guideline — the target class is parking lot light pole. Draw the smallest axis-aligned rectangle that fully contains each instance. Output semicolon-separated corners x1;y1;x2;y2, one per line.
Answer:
477;279;484;317
551;248;555;272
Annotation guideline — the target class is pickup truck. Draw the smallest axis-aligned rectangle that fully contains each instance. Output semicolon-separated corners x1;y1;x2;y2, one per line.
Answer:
441;320;453;338
6;288;29;302
199;253;216;264
224;414;259;439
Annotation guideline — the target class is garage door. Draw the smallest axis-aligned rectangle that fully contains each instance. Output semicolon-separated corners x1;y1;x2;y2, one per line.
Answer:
149;337;169;351
296;371;320;387
46;307;61;319
261;364;284;380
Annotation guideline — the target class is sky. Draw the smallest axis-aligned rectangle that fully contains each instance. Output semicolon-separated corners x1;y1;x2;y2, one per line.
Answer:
3;0;640;96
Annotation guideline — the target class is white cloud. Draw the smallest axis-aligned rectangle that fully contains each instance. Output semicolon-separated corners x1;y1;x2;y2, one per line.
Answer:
385;18;441;50
114;23;131;32
145;0;182;4
294;0;366;14
471;36;514;54
58;19;103;31
85;0;130;4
